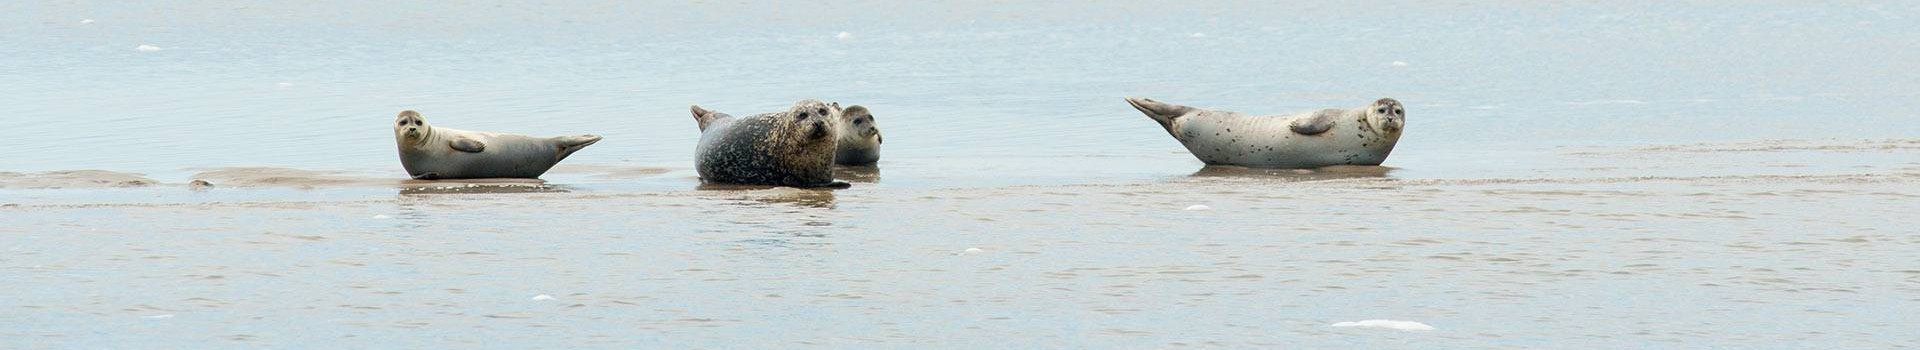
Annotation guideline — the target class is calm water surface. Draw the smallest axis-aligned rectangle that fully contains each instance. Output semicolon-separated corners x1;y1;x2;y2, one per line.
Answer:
2;1;1918;348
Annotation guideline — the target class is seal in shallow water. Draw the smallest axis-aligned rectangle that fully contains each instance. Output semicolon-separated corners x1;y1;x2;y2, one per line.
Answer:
692;100;848;188
393;110;602;179
833;104;882;165
1125;97;1405;168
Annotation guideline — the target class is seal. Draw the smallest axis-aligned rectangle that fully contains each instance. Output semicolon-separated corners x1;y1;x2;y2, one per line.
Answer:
833;104;882;165
392;110;602;180
691;100;849;188
1125;97;1405;168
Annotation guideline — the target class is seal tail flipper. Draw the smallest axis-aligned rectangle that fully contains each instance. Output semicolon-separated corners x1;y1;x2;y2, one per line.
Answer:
551;135;602;160
1125;97;1194;132
692;105;735;132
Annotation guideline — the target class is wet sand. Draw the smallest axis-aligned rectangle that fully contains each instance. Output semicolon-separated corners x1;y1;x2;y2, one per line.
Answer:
3;140;1916;348
0;170;158;189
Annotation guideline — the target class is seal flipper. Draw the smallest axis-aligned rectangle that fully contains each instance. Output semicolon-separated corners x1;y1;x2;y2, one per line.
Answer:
1289;111;1339;136
449;138;486;153
692;105;735;132
1125;97;1196;132
810;181;852;189
550;135;602;160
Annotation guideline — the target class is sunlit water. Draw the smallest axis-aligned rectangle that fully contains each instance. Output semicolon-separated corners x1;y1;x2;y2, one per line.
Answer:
3;2;1918;348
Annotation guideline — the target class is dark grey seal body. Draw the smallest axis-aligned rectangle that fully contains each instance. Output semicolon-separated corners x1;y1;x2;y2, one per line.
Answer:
1125;97;1405;168
393;110;602;180
692;100;847;188
833;105;882;165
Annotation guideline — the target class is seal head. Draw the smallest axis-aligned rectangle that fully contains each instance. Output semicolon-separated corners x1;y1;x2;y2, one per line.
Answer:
833;105;882;165
394;110;431;147
1367;98;1405;135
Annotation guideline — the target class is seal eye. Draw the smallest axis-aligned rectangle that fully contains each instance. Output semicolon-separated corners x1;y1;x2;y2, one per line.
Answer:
1376;108;1387;114
817;108;828;115
1393;108;1403;115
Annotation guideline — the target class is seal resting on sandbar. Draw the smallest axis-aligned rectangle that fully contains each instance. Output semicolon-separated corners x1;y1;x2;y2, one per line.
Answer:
1125;97;1405;168
691;100;849;188
392;110;602;180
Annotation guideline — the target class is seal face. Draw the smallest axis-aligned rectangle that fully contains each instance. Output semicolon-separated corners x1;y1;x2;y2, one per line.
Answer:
393;110;602;180
1124;97;1405;168
833;105;882;166
692;100;848;188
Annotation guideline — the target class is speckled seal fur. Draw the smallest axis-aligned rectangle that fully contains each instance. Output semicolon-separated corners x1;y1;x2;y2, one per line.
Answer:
393;110;602;180
692;100;848;188
1125;97;1405;168
833;105;882;166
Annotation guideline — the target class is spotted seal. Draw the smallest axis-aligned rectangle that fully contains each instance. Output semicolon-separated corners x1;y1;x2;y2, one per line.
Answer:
1125;97;1405;168
833;104;882;165
393;110;602;179
691;100;848;188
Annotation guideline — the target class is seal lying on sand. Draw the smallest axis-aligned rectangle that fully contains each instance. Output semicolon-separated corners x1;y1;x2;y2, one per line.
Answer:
393;110;602;179
691;100;848;188
1125;97;1405;168
833;104;882;165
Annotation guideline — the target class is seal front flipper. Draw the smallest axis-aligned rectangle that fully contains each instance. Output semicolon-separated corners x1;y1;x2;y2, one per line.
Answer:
1125;97;1196;132
449;138;486;153
1288;110;1339;135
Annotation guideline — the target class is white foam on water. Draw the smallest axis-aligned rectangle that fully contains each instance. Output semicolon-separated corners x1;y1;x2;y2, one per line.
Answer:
1331;319;1434;331
371;214;391;219
531;294;554;301
1391;61;1409;67
1189;32;1207;38
836;31;853;40
1184;204;1211;211
135;44;162;52
80;19;95;24
142;314;174;319
960;247;983;255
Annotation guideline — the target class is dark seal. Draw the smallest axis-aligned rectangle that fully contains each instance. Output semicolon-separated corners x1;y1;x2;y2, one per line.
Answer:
691;100;848;188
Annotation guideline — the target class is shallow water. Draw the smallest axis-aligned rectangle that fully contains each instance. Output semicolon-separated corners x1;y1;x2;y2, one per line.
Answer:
4;1;1919;348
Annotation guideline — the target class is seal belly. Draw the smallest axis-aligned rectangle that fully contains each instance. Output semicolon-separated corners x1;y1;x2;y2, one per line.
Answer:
407;135;562;179
457;135;562;178
1174;113;1383;168
1177;115;1307;167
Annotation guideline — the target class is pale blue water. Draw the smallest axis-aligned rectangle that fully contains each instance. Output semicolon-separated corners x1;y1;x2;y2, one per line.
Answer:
4;2;1915;183
3;2;1919;348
